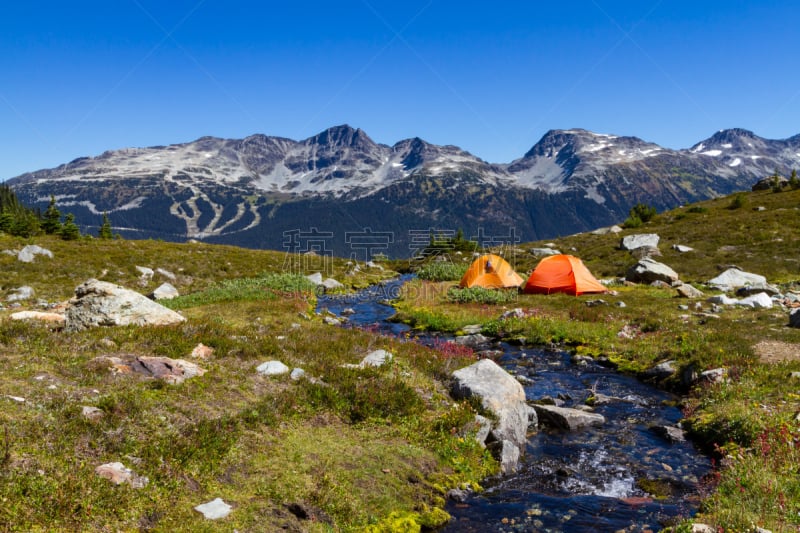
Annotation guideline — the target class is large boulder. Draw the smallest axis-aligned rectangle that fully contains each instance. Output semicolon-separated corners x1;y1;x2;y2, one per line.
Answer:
620;234;660;251
708;268;767;291
65;279;186;332
451;359;535;473
625;258;679;284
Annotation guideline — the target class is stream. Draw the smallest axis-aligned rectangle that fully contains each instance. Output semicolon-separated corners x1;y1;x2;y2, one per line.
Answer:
317;276;711;532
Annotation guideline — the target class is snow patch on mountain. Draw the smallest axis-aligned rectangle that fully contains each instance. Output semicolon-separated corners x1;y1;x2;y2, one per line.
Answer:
729;158;742;167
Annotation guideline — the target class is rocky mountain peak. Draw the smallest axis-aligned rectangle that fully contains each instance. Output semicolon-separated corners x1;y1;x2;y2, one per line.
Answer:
690;128;767;154
304;124;378;152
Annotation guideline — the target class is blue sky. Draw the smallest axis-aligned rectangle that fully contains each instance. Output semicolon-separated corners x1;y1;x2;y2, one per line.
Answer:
1;1;799;180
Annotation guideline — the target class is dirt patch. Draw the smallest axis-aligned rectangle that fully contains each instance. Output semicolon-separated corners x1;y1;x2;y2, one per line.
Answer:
754;340;800;363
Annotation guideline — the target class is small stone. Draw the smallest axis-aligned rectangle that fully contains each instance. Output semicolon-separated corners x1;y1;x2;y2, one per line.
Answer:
82;406;105;421
194;498;232;520
256;360;290;376
190;343;214;360
290;368;305;380
360;349;393;368
95;462;148;488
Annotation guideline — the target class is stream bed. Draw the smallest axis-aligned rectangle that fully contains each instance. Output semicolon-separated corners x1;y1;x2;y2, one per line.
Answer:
317;277;711;532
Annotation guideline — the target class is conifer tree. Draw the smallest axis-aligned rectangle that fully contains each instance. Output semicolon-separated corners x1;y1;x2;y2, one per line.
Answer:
41;195;62;235
789;169;800;190
98;212;113;239
61;213;80;240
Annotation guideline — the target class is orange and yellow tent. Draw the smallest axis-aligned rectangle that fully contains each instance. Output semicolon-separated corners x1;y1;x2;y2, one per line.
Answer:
523;254;606;295
459;254;524;289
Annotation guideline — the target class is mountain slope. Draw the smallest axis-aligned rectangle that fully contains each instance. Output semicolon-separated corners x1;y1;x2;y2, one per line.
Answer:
7;125;800;257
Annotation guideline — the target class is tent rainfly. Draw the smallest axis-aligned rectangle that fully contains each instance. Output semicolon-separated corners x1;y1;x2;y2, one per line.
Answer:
459;254;524;289
523;254;606;295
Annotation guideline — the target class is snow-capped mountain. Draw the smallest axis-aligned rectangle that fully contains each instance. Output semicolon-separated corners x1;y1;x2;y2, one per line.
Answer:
7;125;800;256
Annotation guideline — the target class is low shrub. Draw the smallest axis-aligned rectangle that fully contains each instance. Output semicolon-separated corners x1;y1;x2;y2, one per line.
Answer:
416;262;469;282
446;287;519;305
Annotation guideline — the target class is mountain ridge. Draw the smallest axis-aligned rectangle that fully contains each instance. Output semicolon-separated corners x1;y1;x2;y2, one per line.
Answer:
7;125;800;257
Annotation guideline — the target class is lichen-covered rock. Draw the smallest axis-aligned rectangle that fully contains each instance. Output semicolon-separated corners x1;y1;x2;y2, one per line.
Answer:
625;258;679;284
451;359;535;473
65;279;185;332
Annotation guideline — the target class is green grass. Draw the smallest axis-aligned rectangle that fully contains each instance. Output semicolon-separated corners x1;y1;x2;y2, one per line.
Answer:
0;234;493;532
415;261;469;282
391;188;800;532
3;187;800;531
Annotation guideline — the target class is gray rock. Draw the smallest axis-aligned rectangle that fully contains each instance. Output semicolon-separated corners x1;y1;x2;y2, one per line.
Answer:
651;425;687;443
451;359;534;473
305;272;324;285
17;245;53;263
672;244;694;253
257;360;290;376
155;268;177;280
65;279;186;332
454;334;491;348
7;286;35;302
707;294;739;306
708;268;767;291
591;225;623;235
737;292;773;309
461;324;483;335
500;308;527;319
625;258;680;284
359;349;393;368
533;404;605;430
736;282;781;296
530;247;561;257
620;233;660;251
643;360;677;380
290;368;305;380
700;368;728;384
791;309;800;328
446;487;471;502
321;278;344;290
150;282;179;300
631;246;662;259
135;266;154;280
97;355;206;384
675;283;705;299
194;498;232;520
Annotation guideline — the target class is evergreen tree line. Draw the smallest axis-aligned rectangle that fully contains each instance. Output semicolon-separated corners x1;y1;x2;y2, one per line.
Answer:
0;185;113;240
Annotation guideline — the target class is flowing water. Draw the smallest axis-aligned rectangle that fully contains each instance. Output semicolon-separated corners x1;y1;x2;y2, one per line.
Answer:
317;277;711;532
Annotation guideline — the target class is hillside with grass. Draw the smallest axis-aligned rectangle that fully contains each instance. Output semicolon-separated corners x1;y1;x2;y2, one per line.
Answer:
1;186;800;532
0;237;494;531
392;187;800;531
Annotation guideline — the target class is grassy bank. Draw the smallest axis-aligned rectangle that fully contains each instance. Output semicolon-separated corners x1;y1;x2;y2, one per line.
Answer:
392;188;800;531
0;236;494;531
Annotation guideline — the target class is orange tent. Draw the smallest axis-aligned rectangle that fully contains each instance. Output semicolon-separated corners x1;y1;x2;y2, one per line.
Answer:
523;254;607;295
459;254;524;289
